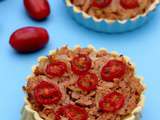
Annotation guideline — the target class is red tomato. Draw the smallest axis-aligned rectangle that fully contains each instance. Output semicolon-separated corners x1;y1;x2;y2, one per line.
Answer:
45;61;67;78
71;54;92;75
9;26;49;53
120;0;139;9
24;0;50;20
99;92;125;112
77;72;98;92
101;60;126;81
92;0;112;9
55;104;88;120
34;81;62;105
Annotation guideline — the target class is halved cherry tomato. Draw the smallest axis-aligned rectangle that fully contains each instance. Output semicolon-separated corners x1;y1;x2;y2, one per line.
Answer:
120;0;139;9
77;72;98;92
55;104;88;120
45;61;67;77
92;0;112;9
101;60;126;81
24;0;50;20
34;81;62;105
99;91;125;112
71;54;92;75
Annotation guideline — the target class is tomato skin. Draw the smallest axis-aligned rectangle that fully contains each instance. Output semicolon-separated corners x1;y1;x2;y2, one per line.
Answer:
24;0;50;20
92;0;112;9
77;72;98;92
34;81;62;105
45;61;67;78
9;26;49;53
71;54;92;75
99;92;125;112
101;60;126;81
55;104;88;120
120;0;139;9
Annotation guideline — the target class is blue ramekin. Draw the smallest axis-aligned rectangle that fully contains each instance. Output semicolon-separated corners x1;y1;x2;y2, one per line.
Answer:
65;0;160;33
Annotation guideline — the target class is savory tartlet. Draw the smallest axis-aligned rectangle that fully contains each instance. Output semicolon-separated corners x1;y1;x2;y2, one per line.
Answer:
65;0;159;33
22;45;145;120
71;0;155;20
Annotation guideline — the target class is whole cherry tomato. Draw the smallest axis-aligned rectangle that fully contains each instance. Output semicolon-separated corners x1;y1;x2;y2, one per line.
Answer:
9;26;49;53
24;0;51;20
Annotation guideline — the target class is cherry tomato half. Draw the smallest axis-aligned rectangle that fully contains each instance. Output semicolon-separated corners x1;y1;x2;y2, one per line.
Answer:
77;72;98;92
92;0;112;9
120;0;139;9
45;61;67;78
99;91;125;112
24;0;50;20
34;81;62;105
9;26;49;53
55;104;88;120
71;54;92;75
101;60;126;81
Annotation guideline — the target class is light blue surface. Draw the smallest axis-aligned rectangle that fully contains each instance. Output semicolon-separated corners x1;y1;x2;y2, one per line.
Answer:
0;0;160;120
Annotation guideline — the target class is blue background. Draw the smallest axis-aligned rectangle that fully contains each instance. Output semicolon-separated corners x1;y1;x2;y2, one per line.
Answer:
0;0;160;120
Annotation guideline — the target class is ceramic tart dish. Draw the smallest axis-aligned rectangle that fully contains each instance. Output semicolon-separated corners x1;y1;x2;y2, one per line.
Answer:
65;0;160;33
21;45;145;120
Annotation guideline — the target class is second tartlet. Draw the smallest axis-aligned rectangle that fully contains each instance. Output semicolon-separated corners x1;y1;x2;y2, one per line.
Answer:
65;0;160;33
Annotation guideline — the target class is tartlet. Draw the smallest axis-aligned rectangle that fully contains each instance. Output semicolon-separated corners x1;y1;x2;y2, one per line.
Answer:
22;45;145;120
65;0;160;33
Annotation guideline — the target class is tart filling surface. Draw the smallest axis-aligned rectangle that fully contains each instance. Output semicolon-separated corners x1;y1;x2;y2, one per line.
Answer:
23;46;145;120
70;0;155;20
